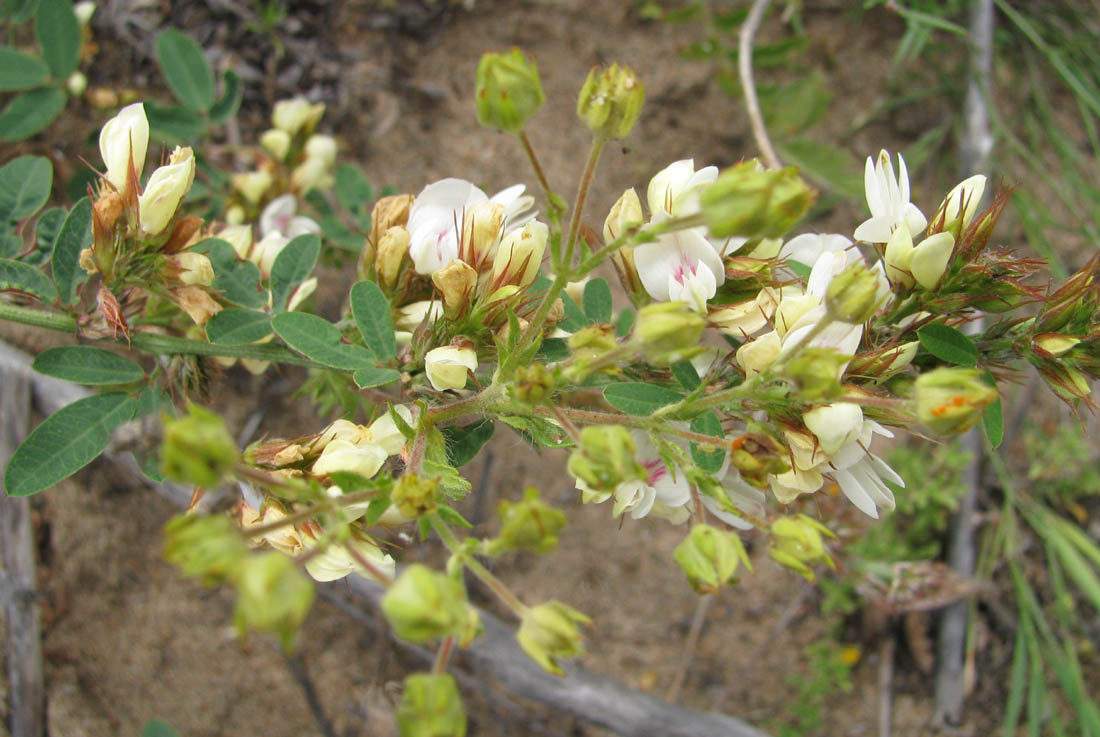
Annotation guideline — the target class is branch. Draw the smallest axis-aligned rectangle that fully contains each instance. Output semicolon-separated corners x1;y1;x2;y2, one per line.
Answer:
739;0;782;169
0;338;774;737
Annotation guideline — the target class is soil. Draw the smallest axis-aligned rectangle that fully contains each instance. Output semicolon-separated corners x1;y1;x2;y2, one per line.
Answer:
0;2;1044;737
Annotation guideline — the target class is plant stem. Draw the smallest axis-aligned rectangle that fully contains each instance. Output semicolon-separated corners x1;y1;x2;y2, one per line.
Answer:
519;130;557;213
424;382;506;425
430;514;528;618
433;635;455;675
739;0;782;169
0;300;325;369
563;137;606;270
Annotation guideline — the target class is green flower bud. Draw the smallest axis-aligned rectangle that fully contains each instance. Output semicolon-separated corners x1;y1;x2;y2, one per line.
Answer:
512;363;555;405
915;368;998;435
391;473;440;519
567;426;644;493
517;601;591;675
382;564;477;644
475;48;545;134
783;347;848;401
674;524;752;594
576;63;644;141
769;514;836;581
487;487;567;556
700;161;815;239
163;513;249;584
232;551;314;650
397;673;467;737
825;262;882;324
1033;333;1081;359
631;301;706;366
161;403;238;488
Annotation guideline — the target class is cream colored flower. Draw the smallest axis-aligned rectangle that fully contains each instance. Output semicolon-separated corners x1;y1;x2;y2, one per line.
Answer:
99;102;149;195
138;147;195;235
424;344;477;391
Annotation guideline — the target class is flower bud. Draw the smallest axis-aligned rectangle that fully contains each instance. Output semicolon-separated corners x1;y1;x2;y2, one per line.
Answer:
168;251;214;286
674;524;752;594
768;515;836;581
603;188;643;244
381;564;475;643
161;403;238;487
304;134;337;166
370;194;414;246
487;487;567;556
311;439;387;479
632;301;706;365
517;601;591;675
883;224;915;288
251;232;289;278
909;232;955;290
138;146;196;236
567;425;644;493
512;363;555;405
826;262;882;323
287;277;317;312
272;97;323;136
93;189;125;234
232;170;273;205
709;287;778;338
915;367;999;435
367;405;414;456
397;673;467;737
802;402;863;455
576;63;644;141
491;221;548;290
74;1;95;25
475;48;545;134
216;224;254;260
433;259;477;317
375;225;411;288
459;200;505;272
1033;333;1081;359
736;331;782;379
67;71;87;97
99;102;149;196
783;348;848;400
391;473;439;519
424;342;478;391
232;551;314;649
931;174;986;239
163;513;249;584
225;205;246;225
259;128;291;160
291;156;333;193
700;162;815;239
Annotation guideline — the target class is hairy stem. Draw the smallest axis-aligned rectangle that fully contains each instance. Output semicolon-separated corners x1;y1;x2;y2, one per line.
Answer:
430;514;528;618
564;137;607;270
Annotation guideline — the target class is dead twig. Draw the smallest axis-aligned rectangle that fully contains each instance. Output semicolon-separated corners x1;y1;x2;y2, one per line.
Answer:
282;652;340;737
666;594;713;704
878;633;896;737
738;0;782;169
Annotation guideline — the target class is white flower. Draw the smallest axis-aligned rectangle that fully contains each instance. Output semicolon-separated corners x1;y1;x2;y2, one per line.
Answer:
407;178;534;275
779;233;853;269
933;174;986;232
367;405;414;457
646;159;718;219
909;231;955;290
272;97;322;136
491;220;548;290
216;224;254;260
260;193;321;239
99;102;149;195
424;345;477;391
576;431;691;522
634;229;725;313
702;470;766;530
233;170;273;205
394;300;442;331
291;156;333;192
311;438;388;478
304;135;337;166
304;534;395;583
287;277;317;312
259;129;291;160
138;146;195;235
854;150;927;243
170;252;214;286
709;287;779;338
250;232;288;278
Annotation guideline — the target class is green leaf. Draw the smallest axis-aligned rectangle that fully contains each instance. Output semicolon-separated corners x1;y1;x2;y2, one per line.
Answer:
0;234;21;259
603;383;684;416
155;29;214;111
3;392;136;497
145;102;205;143
205;309;271;345
34;0;80;79
0;86;66;141
334;164;373;212
0;155;52;222
420;458;471;500
536;337;569;362
917;324;978;366
1;0;38;23
141;720;182;737
0;47;50;91
760;69;832;136
787;260;812;279
28;206;66;265
195;238;267;309
271;312;374;370
349;279;396;360
442;419;495;467
1002;625;1029;737
558;291;587;331
777;137;864;201
583;277;613;323
363;494;391;526
690;411;726;473
49;197;92;305
269;233;320;312
0;257;57;302
615;308;635;337
352;366;401;389
207;69;242;123
983;396;1004;449
437;504;473;529
32;345;143;384
671;359;701;390
1048;534;1100;614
